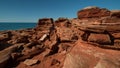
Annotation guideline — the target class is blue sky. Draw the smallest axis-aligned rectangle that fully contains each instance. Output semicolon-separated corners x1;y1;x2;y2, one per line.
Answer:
0;0;120;22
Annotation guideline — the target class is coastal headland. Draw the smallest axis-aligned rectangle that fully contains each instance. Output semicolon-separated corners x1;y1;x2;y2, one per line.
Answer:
0;6;120;68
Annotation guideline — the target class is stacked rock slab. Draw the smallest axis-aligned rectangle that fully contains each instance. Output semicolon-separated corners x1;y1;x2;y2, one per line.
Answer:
36;18;54;32
76;6;120;49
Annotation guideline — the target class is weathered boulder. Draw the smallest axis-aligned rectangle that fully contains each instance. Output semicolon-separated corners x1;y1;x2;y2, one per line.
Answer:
112;33;120;39
0;45;17;68
36;18;54;31
56;27;81;41
58;43;73;53
54;18;71;27
88;33;111;44
0;50;12;68
77;6;110;19
56;27;73;41
38;18;53;26
0;31;12;41
114;39;120;46
23;59;39;66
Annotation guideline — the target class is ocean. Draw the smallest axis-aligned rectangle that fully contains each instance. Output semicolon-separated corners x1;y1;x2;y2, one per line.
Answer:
0;22;37;31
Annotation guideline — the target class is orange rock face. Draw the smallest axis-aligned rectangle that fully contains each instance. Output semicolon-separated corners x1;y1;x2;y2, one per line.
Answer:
0;6;120;68
88;33;111;44
63;40;120;68
77;6;110;19
36;18;54;31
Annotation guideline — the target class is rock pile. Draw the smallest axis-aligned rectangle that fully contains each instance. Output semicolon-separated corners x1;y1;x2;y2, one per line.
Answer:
0;6;120;68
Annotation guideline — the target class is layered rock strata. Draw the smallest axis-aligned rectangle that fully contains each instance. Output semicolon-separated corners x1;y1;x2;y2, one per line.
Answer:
0;6;120;68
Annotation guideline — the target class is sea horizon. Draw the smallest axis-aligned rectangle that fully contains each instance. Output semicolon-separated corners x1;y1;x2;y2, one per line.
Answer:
0;22;37;23
0;22;36;31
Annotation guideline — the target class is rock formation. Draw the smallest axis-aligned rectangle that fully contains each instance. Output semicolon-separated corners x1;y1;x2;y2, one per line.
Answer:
0;6;120;68
77;6;110;19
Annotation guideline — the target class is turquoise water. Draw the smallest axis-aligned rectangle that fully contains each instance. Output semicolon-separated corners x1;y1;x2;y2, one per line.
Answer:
0;22;36;31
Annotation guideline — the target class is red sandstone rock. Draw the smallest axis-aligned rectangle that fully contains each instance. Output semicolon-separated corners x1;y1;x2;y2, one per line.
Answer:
114;39;120;47
0;45;17;68
112;33;120;39
63;40;120;68
56;27;74;41
0;34;9;41
58;42;74;53
101;17;120;23
0;6;120;68
38;18;53;26
77;6;110;19
54;18;71;27
88;33;111;44
23;59;39;66
56;27;81;41
17;47;44;61
0;31;12;41
36;18;54;31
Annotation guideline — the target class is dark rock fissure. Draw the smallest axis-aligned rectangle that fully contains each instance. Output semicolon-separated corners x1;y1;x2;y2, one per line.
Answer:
104;30;114;45
81;31;90;41
46;38;61;56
